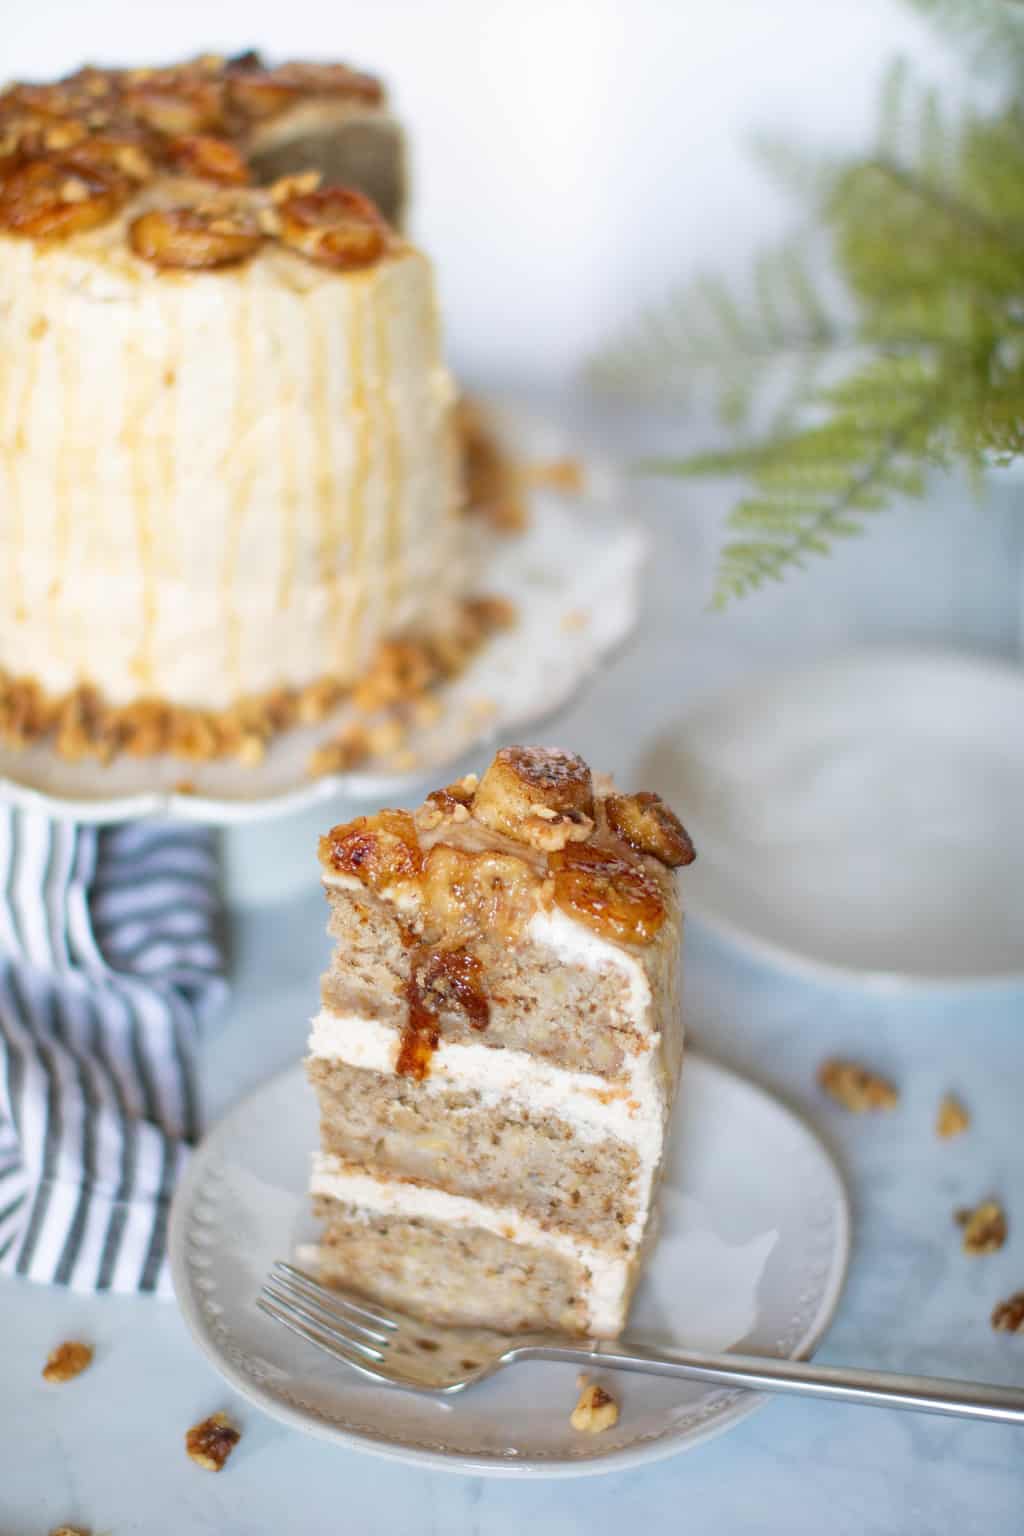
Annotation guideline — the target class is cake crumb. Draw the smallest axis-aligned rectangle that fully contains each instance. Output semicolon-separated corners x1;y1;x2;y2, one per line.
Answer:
570;1378;619;1434
50;1526;89;1536
526;457;586;495
991;1291;1024;1333
956;1200;1007;1255
185;1411;240;1471
817;1058;898;1113
936;1094;969;1139
42;1340;93;1383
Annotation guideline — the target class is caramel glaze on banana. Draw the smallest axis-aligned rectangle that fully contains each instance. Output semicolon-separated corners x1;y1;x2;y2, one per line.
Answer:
319;746;696;1078
0;53;396;272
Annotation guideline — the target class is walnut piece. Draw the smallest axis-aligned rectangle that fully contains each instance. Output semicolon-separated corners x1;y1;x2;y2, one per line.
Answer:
570;1378;619;1433
956;1200;1007;1255
185;1411;240;1471
42;1340;93;1383
991;1291;1024;1333
817;1059;898;1113
936;1094;969;1139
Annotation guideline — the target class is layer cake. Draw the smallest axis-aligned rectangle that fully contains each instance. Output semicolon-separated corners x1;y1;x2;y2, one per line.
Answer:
307;745;696;1337
0;54;497;760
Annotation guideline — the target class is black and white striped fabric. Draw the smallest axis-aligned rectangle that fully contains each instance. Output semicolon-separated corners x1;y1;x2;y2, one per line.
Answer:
0;811;226;1296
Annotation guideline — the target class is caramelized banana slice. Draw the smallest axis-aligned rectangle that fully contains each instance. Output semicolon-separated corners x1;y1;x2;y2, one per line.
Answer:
605;791;696;868
549;843;666;945
226;60;383;121
122;72;225;137
420;844;540;947
276;185;387;269
473;745;595;850
319;809;422;892
0;158;127;238
129;204;262;269
166;134;250;184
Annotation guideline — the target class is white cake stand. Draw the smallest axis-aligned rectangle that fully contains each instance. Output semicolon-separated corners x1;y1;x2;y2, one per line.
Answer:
0;422;645;902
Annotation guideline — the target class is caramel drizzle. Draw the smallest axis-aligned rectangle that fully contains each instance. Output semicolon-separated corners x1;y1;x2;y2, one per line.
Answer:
49;302;74;668
373;272;403;624
344;280;371;661
310;297;337;656
124;329;156;687
396;944;490;1080
155;290;180;586
223;268;255;691
9;280;43;624
276;291;298;613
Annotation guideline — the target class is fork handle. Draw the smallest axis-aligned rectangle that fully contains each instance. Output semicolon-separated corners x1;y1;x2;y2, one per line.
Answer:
515;1342;1024;1425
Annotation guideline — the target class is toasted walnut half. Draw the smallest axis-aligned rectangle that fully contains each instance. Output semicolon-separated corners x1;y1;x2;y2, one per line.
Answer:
956;1200;1007;1256
473;746;595;850
185;1411;240;1471
42;1339;93;1383
130;204;262;269
276;184;387;270
420;844;540;948
549;842;666;945
167;134;250;184
992;1292;1024;1333
0;158;127;238
64;132;155;184
320;809;422;892
605;791;695;868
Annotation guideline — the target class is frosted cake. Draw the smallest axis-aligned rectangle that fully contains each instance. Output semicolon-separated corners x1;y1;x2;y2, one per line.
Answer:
307;745;695;1337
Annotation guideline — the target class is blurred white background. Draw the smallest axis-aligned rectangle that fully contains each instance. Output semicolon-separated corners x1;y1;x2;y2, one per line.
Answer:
6;0;955;386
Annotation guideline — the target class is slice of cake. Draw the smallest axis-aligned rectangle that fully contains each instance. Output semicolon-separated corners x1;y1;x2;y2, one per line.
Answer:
307;745;696;1337
0;54;504;763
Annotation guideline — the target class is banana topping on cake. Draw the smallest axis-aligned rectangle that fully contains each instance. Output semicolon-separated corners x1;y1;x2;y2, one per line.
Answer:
0;53;399;271
472;745;596;851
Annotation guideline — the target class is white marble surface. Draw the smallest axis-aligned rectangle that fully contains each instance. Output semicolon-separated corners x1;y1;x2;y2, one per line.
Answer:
2;394;1023;1533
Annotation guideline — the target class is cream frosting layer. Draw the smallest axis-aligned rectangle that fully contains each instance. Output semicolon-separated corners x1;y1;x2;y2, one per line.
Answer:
0;218;463;708
310;1153;631;1337
309;1007;666;1171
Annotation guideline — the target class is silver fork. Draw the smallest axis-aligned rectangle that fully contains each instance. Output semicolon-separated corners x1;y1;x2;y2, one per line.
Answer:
256;1262;1024;1425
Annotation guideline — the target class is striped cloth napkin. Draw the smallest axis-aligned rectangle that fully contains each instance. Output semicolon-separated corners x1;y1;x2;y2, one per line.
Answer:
0;811;226;1297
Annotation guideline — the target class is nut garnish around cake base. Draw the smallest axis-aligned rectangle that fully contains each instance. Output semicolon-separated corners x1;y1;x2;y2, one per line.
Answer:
0;594;516;770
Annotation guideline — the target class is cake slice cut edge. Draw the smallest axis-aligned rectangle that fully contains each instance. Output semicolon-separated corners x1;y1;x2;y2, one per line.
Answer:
305;745;695;1338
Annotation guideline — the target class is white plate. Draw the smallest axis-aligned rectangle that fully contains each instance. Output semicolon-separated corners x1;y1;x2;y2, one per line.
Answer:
169;1052;849;1477
645;650;1024;989
0;438;643;826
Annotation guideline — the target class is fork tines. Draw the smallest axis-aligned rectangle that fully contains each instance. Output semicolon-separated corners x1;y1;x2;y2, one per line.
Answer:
257;1261;397;1380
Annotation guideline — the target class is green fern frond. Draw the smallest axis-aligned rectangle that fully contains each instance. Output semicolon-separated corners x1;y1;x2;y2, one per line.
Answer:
587;238;844;429
586;0;1024;604
906;0;1024;82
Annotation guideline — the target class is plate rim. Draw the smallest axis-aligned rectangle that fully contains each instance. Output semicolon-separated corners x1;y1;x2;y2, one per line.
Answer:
169;1050;851;1479
677;646;1024;993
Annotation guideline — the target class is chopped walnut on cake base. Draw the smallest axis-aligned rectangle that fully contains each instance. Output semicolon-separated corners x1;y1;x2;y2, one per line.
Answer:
305;746;695;1339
